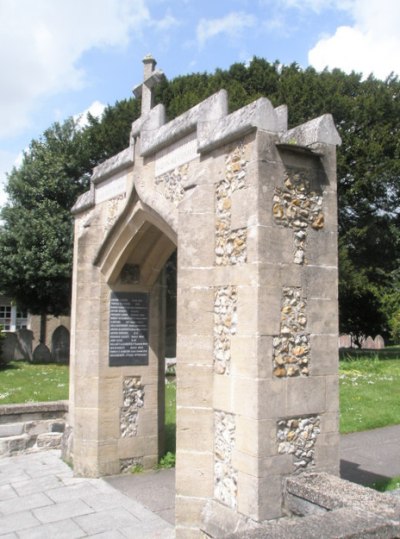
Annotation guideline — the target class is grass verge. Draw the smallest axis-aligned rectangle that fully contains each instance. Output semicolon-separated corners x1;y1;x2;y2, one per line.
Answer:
339;357;400;433
0;361;69;404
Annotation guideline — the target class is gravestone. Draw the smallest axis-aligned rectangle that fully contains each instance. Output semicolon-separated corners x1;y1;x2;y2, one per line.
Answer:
374;334;385;349
17;328;33;361
32;342;52;363
68;56;341;537
51;325;70;364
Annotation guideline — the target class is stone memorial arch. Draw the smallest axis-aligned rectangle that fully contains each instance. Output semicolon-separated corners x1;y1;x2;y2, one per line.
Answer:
69;55;341;537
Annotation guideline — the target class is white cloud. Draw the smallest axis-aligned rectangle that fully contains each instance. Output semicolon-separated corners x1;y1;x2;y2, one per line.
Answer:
308;0;400;79
0;0;151;140
0;150;21;208
197;12;256;48
73;100;107;130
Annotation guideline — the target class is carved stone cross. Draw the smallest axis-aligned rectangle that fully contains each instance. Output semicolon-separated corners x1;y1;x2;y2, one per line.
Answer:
132;54;164;116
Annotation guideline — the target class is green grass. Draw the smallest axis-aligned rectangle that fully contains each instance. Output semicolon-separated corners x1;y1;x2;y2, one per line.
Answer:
340;357;400;433
0;361;69;404
165;380;176;454
369;476;400;492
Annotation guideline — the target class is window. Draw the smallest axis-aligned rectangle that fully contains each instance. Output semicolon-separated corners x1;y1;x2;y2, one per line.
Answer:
0;305;12;330
0;300;29;331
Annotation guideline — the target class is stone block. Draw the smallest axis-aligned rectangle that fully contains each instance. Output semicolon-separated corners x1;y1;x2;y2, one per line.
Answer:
325;375;339;412
259;285;283;336
175;495;207;527
0;434;29;456
233;378;285;420
231;187;256;230
286;377;326;416
231;335;258;378
36;432;63;449
177;287;214;337
73;407;100;441
320;411;339;433
176;450;213;498
307;230;338;267
305;266;338;300
307;298;338;335
177;365;213;408
176;334;213;366
237;471;282;521
0;422;24;437
310;334;339;376
213;373;233;413
176;407;213;452
178;214;215;269
235;417;276;459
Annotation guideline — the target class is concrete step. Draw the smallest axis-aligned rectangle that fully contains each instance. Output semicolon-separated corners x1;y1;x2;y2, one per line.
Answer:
0;422;24;438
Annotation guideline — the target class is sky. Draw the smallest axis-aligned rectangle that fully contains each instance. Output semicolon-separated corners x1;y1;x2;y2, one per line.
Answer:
1;0;400;208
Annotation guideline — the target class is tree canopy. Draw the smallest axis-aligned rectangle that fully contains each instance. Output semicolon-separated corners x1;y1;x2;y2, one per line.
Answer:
0;57;399;340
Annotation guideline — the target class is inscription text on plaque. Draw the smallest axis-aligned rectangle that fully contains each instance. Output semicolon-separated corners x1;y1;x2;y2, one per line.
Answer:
109;292;149;366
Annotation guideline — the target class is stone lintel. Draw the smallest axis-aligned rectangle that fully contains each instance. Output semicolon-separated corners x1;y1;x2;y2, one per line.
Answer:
199;98;281;153
139;92;283;158
92;147;134;185
279;114;342;150
71;184;95;215
140;90;228;156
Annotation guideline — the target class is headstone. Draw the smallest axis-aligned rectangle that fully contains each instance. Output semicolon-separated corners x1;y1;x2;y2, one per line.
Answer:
363;336;375;349
374;334;385;349
339;334;352;348
32;343;52;363
16;328;33;361
2;332;18;361
51;325;70;364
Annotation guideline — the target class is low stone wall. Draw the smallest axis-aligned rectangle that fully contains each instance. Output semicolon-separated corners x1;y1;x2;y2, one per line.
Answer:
218;473;400;538
0;401;68;457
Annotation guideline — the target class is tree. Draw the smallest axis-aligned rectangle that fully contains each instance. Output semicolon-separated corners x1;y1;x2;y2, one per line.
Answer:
1;58;399;341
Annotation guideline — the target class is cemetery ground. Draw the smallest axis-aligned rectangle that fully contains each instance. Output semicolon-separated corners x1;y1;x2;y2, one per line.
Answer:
1;351;400;488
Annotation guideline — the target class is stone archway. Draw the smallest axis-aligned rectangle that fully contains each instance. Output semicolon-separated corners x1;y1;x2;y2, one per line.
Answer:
69;56;341;537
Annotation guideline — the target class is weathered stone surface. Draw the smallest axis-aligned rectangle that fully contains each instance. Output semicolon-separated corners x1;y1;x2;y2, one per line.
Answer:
69;56;342;536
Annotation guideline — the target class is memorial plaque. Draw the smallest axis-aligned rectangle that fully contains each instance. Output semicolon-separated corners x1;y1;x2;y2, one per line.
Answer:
109;292;149;366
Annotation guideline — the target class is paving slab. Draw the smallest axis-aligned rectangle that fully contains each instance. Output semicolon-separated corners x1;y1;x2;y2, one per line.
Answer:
0;450;174;538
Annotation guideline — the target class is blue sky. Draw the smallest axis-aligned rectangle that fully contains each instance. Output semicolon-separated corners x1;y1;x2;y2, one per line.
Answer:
1;0;399;207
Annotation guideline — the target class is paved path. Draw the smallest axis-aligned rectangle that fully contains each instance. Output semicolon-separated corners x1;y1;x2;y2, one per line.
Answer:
340;424;400;486
1;425;400;538
0;450;174;538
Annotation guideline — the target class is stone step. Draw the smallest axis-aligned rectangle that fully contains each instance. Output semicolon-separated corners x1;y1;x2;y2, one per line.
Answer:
0;434;30;456
0;422;24;438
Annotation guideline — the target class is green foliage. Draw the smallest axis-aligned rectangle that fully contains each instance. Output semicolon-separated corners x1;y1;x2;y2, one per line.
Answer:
0;361;69;403
129;463;144;474
0;100;136;316
370;476;400;492
157;451;176;469
0;57;398;336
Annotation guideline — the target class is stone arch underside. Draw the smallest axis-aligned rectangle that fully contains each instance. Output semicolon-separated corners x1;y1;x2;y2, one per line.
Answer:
95;195;177;286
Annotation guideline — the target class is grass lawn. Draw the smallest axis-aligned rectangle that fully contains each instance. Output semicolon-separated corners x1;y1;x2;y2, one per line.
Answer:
0;361;69;404
2;355;400;439
339;357;400;433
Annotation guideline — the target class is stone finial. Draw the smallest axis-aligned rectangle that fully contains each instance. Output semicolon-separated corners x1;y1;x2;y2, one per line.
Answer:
132;54;164;116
